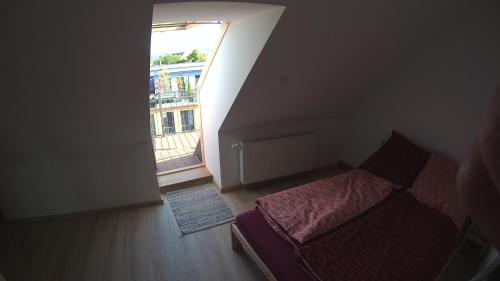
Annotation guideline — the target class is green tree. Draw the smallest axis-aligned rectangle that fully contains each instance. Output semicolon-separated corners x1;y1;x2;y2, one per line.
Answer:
151;50;208;65
185;49;207;63
152;54;187;65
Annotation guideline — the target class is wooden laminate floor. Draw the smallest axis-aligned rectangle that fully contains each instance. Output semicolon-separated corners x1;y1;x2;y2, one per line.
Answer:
0;165;340;281
0;194;258;281
0;166;481;281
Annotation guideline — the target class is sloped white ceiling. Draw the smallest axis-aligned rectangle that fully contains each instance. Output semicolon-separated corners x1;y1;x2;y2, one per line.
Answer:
219;0;478;131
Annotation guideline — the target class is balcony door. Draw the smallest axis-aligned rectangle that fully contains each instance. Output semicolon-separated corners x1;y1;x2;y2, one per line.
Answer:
162;112;175;134
180;110;195;132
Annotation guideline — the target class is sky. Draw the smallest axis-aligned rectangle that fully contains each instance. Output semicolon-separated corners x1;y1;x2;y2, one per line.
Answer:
150;24;222;59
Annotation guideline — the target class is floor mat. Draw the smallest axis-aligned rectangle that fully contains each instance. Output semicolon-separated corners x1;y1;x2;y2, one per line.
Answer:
166;184;235;234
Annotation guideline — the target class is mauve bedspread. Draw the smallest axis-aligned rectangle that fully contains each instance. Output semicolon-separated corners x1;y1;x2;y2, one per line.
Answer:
256;169;396;243
235;209;313;281
297;192;458;281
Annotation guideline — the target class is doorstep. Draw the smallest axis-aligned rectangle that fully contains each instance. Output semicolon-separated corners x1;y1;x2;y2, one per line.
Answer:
158;166;213;193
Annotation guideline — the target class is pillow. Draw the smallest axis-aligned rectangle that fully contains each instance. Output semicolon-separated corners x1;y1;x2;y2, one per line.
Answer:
409;153;466;229
359;131;430;187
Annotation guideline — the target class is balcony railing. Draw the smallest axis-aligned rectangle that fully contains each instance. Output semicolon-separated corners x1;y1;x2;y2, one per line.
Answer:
149;89;201;173
181;124;195;132
149;90;198;110
163;126;176;134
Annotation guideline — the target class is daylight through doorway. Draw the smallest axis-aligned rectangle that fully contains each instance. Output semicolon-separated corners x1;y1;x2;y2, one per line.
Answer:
149;21;223;174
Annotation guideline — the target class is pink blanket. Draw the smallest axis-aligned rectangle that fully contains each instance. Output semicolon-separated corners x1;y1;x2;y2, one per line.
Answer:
297;192;458;281
256;169;396;243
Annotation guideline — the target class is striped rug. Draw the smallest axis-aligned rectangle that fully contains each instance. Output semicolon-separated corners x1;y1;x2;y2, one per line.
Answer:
166;184;235;235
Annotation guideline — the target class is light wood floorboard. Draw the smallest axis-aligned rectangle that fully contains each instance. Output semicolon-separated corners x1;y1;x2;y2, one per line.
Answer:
0;165;477;281
0;178;300;281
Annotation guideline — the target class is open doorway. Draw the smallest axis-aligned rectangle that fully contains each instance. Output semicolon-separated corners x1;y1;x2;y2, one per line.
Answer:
149;21;223;175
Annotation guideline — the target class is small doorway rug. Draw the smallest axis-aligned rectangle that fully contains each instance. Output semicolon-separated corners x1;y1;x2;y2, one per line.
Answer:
166;184;235;235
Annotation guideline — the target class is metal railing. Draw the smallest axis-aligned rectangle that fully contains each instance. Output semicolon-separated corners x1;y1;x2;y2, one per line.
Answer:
149;90;198;110
149;90;202;172
181;124;195;132
163;126;176;134
150;89;198;148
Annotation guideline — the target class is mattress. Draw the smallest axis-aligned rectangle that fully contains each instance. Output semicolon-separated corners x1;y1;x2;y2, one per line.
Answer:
235;209;312;281
236;192;459;281
296;191;459;281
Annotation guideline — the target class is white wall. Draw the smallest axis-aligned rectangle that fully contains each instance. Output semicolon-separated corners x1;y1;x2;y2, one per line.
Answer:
210;0;477;189
152;0;479;189
153;3;285;187
177;4;285;187
0;0;161;219
0;1;285;218
337;0;500;166
0;0;489;217
218;117;341;188
220;0;476;130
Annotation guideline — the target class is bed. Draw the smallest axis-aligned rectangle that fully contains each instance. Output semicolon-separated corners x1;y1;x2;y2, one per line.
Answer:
231;131;469;281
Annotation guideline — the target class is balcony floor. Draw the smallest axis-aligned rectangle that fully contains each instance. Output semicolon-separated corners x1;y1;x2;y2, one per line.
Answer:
153;131;202;173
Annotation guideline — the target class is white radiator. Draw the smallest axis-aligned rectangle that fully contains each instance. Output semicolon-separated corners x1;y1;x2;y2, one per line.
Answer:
238;133;316;185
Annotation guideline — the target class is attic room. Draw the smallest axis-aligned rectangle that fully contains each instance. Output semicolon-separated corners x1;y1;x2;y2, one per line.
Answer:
1;0;500;280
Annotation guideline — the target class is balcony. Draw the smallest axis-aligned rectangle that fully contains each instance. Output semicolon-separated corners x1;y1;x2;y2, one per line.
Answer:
153;131;202;173
149;91;198;110
149;90;202;174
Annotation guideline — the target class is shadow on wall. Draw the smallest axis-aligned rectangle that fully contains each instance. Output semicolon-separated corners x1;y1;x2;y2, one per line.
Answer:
335;0;500;166
195;140;203;162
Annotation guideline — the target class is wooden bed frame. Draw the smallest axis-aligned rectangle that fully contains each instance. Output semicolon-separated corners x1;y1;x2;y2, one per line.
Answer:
231;220;473;281
231;223;278;281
